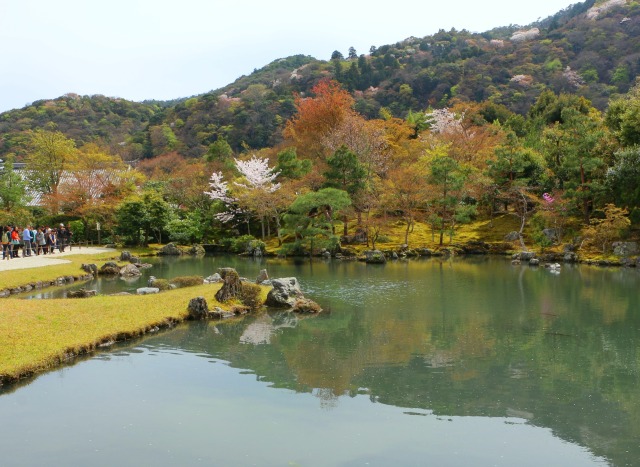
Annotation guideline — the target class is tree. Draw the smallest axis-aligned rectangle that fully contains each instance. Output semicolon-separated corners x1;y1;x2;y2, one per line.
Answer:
427;155;470;245
58;143;139;235
605;146;640;211
233;155;282;239
348;46;357;60
583;204;630;253
204;136;233;162
25;129;77;212
605;80;640;147
275;148;312;180
383;164;429;246
283;79;355;159
542;106;608;223
321;113;390;178
116;189;172;245
331;50;344;60
281;188;351;255
324;146;367;236
0;155;29;211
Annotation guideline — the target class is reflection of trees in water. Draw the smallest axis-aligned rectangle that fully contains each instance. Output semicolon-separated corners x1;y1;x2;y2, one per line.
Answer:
152;259;640;466
314;387;339;410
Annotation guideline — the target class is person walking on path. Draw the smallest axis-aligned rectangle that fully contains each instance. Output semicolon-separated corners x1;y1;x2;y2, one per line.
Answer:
22;225;33;257
10;227;20;258
35;227;46;255
2;226;11;260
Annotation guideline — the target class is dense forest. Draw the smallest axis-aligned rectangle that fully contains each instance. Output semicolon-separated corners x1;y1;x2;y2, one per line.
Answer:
1;0;640;257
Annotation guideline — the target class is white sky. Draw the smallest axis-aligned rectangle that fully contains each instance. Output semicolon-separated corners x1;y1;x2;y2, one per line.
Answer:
0;0;578;113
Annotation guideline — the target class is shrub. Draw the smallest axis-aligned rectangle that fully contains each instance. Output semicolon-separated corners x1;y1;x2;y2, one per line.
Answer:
239;282;262;310
69;220;85;241
151;279;172;291
230;235;265;254
170;276;204;288
376;235;392;243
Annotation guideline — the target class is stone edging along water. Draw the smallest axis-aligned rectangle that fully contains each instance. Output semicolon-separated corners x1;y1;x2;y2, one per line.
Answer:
0;316;184;389
0;273;95;298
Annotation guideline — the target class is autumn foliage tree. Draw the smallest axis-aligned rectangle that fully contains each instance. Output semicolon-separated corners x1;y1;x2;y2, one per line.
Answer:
284;79;355;159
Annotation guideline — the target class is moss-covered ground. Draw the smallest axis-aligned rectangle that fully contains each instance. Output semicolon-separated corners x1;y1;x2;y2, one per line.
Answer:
0;250;270;385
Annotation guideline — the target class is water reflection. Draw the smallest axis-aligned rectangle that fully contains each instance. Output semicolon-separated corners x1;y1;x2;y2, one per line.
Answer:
2;257;639;466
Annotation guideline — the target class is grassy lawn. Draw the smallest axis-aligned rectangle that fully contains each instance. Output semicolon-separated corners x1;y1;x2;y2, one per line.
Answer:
0;251;121;291
0;250;270;384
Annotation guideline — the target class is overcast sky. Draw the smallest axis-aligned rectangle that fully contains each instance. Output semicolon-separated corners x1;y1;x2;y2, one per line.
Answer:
0;0;579;113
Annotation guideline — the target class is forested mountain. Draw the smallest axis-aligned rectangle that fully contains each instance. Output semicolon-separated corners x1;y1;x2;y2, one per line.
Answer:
1;0;639;160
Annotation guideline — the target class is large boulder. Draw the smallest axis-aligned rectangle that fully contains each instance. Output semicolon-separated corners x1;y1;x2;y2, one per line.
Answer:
81;263;98;275
291;298;322;314
67;288;97;298
542;229;560;243
505;231;521;242
204;273;222;283
137;287;160;295
214;268;242;302
120;251;132;261
158;243;183;256
99;262;121;275
612;242;638;257
519;251;536;261
460;241;490;255
265;277;304;307
564;252;579;263
187;297;209;320
256;269;269;284
119;263;142;277
363;250;386;264
186;244;206;256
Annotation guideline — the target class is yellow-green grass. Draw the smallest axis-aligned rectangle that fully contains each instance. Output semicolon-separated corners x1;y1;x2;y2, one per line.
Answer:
0;251;137;290
0;283;271;383
266;215;525;255
0;246;160;292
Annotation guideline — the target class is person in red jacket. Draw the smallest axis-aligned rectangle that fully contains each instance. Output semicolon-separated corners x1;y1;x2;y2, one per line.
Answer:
10;226;20;258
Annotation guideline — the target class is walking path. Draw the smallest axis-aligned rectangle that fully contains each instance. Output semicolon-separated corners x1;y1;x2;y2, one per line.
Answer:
0;247;115;272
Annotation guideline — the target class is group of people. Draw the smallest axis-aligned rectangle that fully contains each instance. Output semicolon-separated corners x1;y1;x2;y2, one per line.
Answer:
1;224;72;260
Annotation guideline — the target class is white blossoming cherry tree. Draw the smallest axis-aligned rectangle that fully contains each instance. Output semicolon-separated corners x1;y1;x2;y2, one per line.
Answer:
205;155;285;240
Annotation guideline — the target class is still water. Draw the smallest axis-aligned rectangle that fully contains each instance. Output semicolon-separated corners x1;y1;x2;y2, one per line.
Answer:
2;256;639;466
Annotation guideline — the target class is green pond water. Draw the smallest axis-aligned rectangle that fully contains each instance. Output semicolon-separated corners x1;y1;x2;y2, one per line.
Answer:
2;256;639;466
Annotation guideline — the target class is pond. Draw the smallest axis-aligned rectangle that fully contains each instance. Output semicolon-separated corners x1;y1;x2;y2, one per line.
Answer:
2;256;639;466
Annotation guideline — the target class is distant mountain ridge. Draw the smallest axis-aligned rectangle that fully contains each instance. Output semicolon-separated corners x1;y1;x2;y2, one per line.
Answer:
2;0;639;159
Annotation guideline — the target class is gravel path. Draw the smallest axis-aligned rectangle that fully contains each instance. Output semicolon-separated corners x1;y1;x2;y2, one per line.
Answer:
0;247;115;272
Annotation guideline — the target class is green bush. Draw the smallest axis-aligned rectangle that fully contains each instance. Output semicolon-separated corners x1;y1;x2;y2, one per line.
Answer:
151;279;172;291
230;235;265;254
170;276;204;288
69;220;84;241
239;282;262;310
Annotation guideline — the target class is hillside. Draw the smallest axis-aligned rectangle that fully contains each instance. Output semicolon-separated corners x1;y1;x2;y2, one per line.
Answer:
1;0;640;159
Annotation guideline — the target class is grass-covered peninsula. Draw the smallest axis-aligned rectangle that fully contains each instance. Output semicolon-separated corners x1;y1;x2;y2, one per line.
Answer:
0;251;270;386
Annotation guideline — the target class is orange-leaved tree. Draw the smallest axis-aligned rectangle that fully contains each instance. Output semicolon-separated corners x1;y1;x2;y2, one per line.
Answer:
284;79;355;160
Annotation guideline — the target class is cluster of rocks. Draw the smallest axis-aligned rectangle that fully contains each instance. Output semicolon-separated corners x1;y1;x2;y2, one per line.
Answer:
508;240;640;269
0;274;94;298
88;251;154;279
67;288;98;299
265;277;322;313
157;243;205;256
350;241;509;264
186;297;250;320
188;268;322;320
